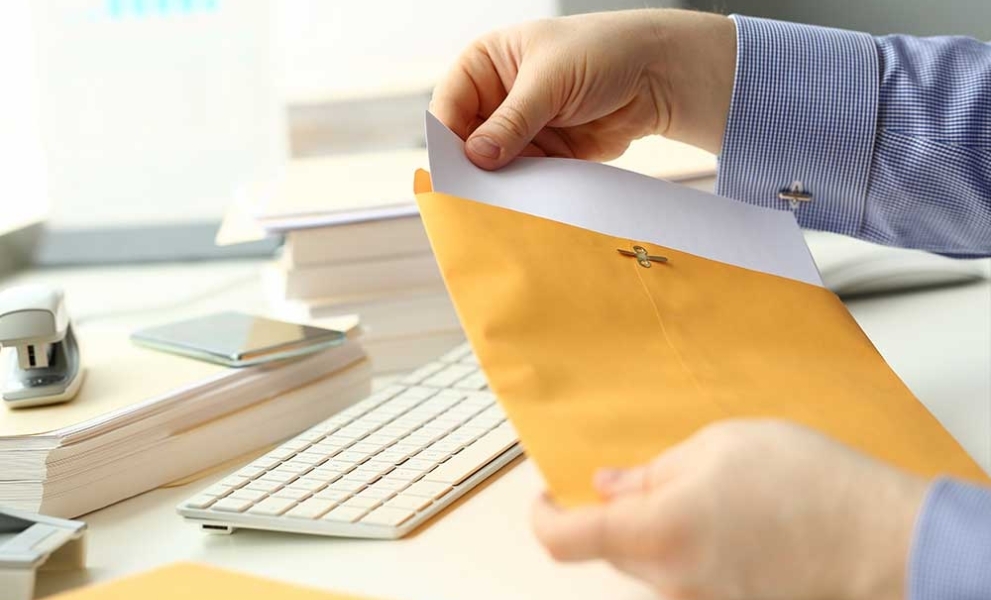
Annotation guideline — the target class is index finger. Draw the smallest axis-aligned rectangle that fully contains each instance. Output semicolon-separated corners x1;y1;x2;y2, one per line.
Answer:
429;41;505;140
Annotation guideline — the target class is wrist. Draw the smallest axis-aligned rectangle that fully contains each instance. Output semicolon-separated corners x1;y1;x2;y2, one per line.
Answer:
844;471;929;600
648;10;736;154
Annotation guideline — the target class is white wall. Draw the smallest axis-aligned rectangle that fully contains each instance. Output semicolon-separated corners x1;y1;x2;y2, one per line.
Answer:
276;0;557;103
0;1;49;234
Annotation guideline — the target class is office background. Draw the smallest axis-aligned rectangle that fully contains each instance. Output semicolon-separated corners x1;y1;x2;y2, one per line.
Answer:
4;0;991;271
571;0;991;37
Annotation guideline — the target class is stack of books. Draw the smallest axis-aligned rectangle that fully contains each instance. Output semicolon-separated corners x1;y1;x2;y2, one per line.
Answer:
0;324;370;518
244;150;462;372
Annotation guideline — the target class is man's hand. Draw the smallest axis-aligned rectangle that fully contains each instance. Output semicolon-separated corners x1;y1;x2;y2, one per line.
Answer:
531;420;929;600
429;9;736;170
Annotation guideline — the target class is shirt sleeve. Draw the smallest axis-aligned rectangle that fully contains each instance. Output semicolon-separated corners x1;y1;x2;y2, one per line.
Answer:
909;478;991;600
716;15;991;257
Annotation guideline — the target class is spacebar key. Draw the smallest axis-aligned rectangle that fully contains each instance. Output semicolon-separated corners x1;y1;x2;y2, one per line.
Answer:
423;425;518;486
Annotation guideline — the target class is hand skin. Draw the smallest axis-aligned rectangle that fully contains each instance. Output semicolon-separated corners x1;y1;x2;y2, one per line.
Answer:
531;420;930;600
429;9;736;170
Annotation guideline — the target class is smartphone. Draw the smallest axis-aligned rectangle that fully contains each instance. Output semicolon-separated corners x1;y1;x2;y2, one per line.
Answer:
130;311;346;367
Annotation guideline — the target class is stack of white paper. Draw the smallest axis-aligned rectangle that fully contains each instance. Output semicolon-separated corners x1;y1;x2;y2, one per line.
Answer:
0;326;371;518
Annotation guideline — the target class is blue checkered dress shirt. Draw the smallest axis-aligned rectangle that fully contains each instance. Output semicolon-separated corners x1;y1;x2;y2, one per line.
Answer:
717;15;991;599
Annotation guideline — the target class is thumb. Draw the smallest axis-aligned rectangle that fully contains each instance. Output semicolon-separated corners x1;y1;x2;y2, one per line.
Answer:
595;440;693;498
466;68;557;170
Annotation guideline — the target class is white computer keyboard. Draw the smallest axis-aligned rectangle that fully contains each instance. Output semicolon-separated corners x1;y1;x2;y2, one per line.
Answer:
177;343;521;539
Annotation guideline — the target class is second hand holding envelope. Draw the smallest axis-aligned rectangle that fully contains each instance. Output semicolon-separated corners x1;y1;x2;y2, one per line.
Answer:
416;113;987;507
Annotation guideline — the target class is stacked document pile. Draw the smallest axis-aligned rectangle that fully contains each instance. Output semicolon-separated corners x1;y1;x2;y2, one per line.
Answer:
241;150;463;372
0;325;370;518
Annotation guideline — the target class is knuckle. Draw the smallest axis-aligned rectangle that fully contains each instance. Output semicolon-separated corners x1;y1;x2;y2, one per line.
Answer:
489;102;532;142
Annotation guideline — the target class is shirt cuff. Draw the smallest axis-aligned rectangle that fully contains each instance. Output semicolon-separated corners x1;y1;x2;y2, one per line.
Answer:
716;15;879;237
909;478;991;600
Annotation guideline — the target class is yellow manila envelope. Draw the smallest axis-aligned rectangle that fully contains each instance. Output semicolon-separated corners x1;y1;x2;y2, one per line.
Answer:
414;125;987;507
50;562;375;600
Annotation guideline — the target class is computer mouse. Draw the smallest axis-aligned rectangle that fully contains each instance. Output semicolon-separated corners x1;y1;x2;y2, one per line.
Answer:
804;231;990;298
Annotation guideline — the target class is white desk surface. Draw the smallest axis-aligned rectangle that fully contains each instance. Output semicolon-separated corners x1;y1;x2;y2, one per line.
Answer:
3;258;987;600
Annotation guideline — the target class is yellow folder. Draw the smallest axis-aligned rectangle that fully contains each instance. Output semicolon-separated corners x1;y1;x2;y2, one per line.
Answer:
50;563;373;600
414;170;988;507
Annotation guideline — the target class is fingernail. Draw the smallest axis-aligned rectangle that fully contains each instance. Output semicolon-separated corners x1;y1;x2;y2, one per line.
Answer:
467;135;501;160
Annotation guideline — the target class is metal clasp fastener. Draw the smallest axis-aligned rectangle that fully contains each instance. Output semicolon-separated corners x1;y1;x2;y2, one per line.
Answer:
778;181;813;209
618;245;668;268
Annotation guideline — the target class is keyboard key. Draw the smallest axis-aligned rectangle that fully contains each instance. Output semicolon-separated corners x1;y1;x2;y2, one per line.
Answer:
202;483;235;498
423;364;476;388
341;472;380;485
322;459;356;472
425;425;518;485
390;468;424;480
271;464;311;477
234;466;265;479
369;479;409;492
453;373;488;391
307;468;343;482
353;462;394;477
313;489;352;502
229;488;268;503
244;479;284;494
184;494;219;509
317;435;356;450
251;457;281;470
361;507;414;527
258;472;299;486
288;478;328;493
286;499;338;520
439;345;473;363
281;440;312;453
325;479;366;495
351;441;387;455
335;451;371;464
294;430;326;443
400;361;446;385
219;474;251;488
248;497;297;516
273;488;312;502
211;497;252;513
265;443;296;459
341;496;381;510
294;451;329;464
322;506;369;523
429;439;465;454
355;486;396;501
386;494;433;512
404;481;452;500
402;458;438;472
399;386;436;401
415;450;452;463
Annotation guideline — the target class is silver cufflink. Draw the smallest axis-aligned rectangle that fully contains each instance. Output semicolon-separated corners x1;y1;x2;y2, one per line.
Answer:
779;181;813;207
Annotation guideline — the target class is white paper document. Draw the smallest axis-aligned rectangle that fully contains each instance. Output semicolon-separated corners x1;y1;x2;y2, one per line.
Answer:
425;112;822;286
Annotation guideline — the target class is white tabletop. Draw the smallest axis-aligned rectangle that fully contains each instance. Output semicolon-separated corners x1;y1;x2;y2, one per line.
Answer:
7;260;987;600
